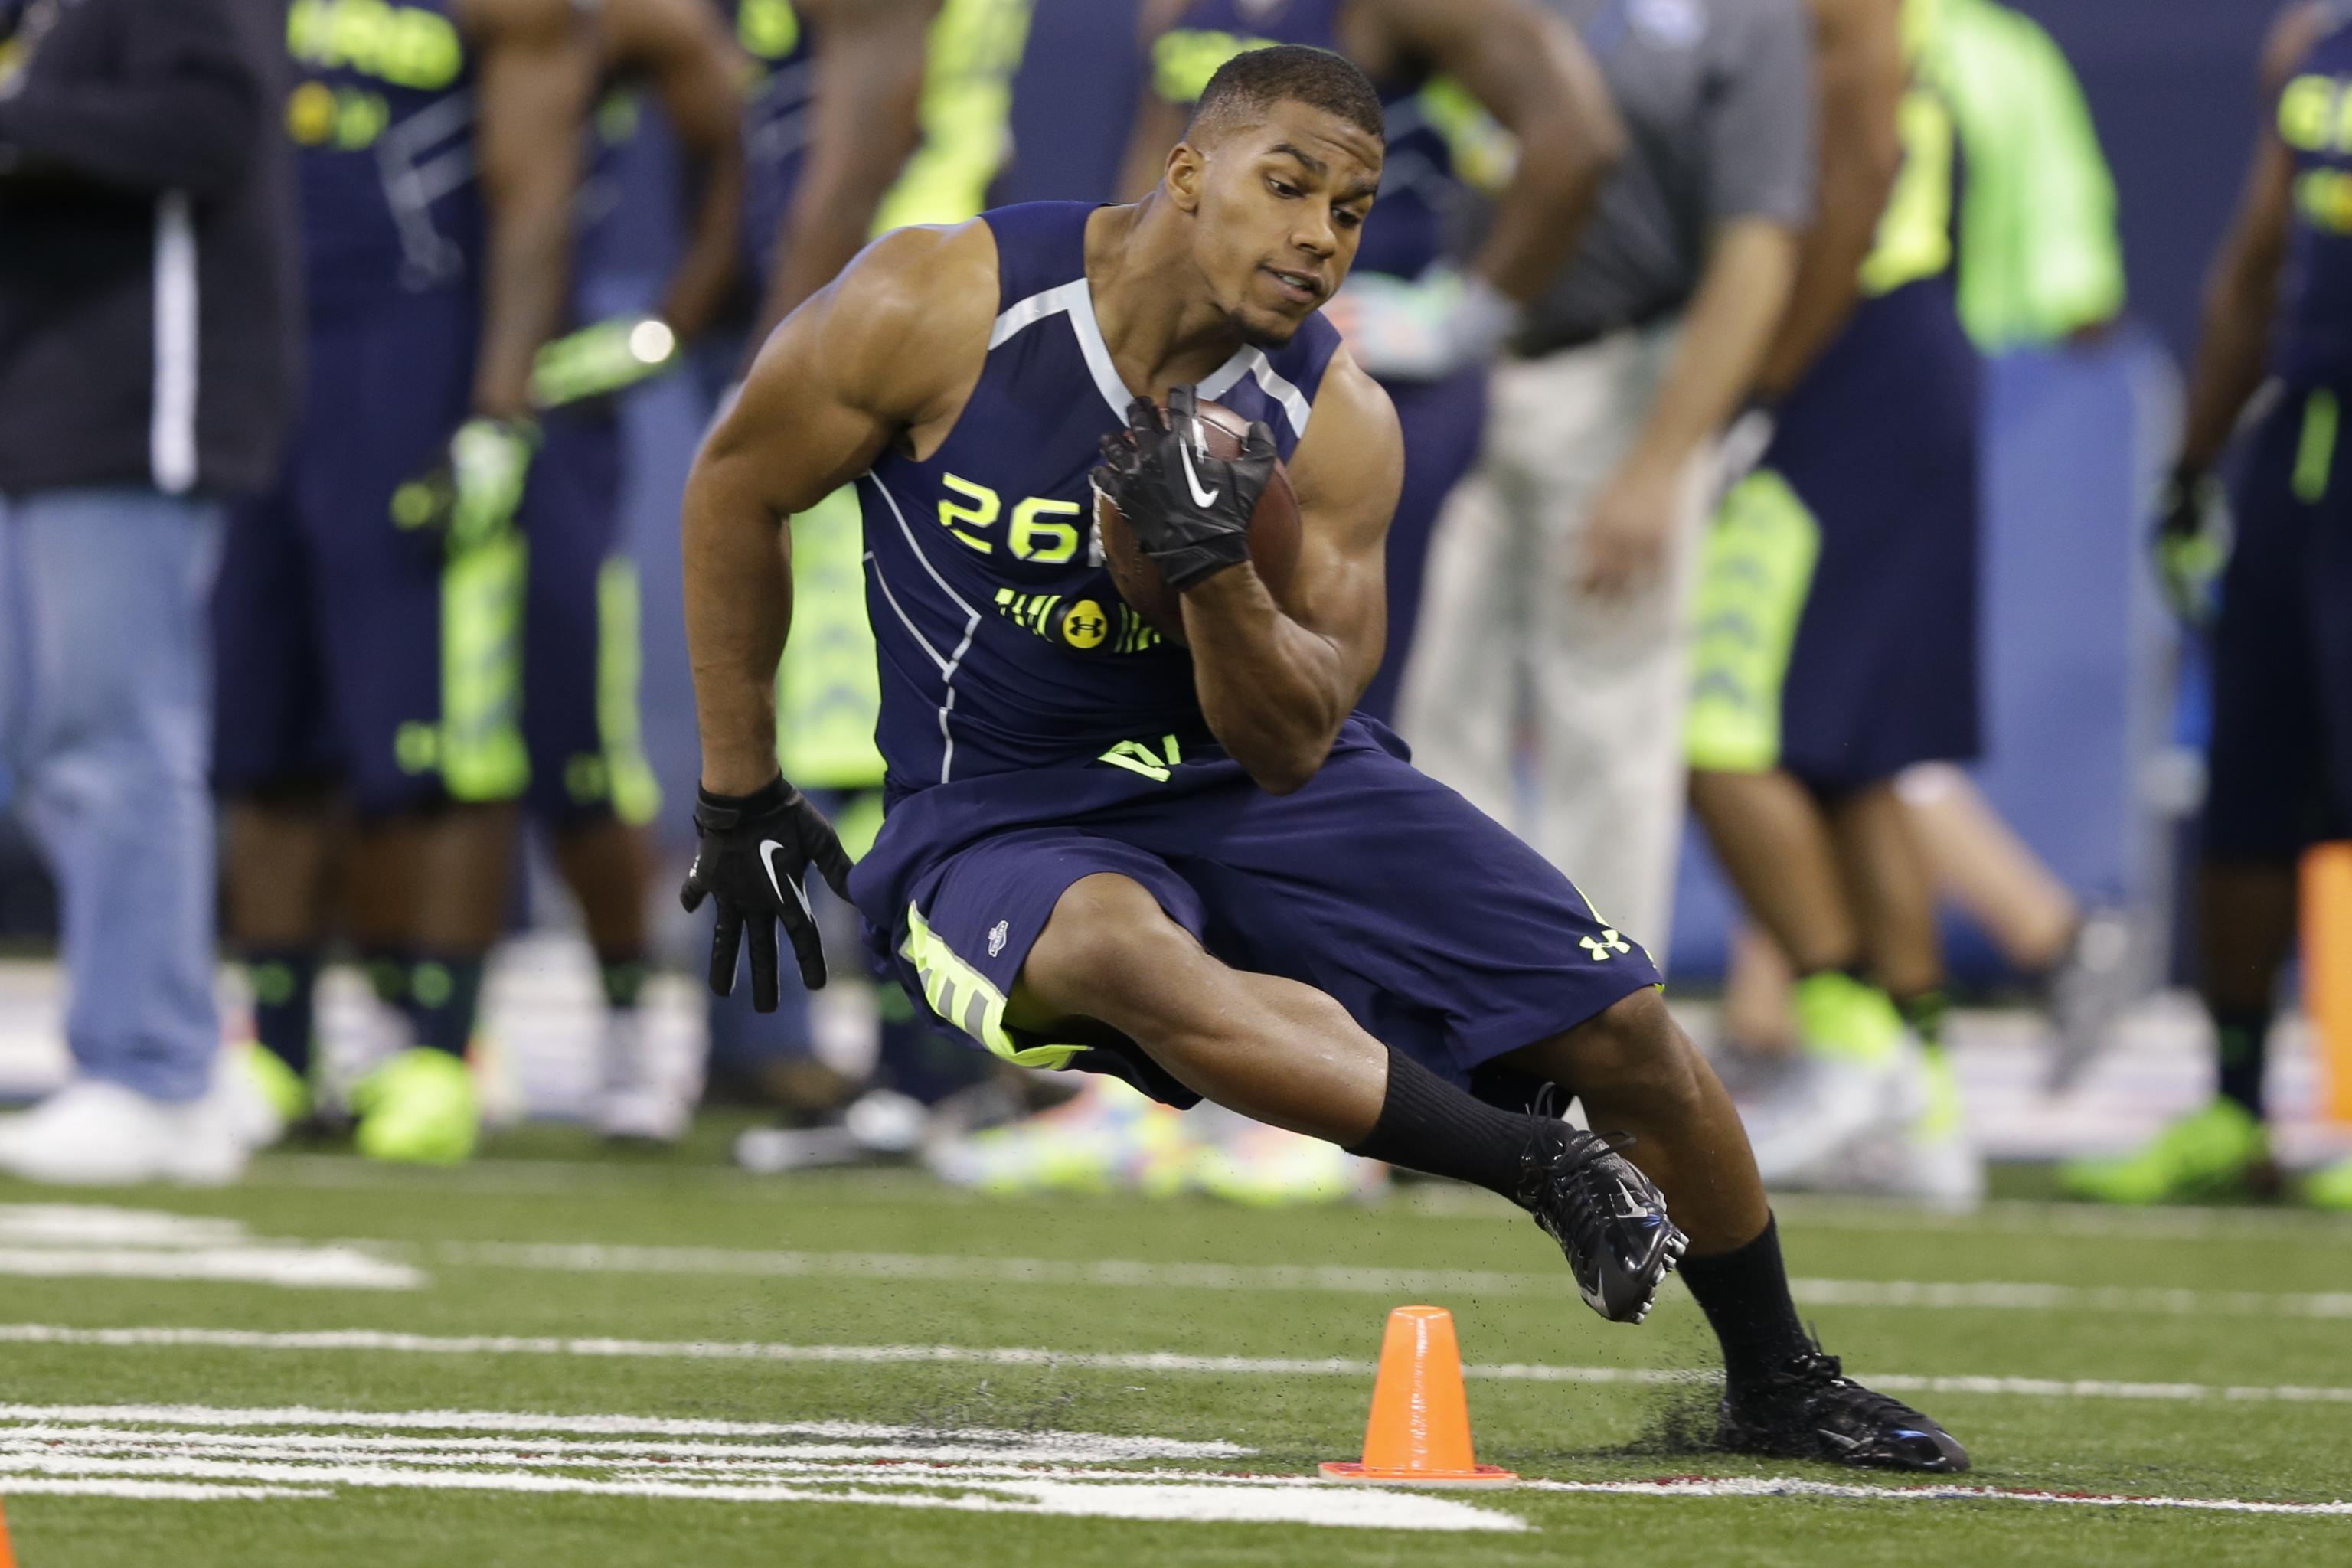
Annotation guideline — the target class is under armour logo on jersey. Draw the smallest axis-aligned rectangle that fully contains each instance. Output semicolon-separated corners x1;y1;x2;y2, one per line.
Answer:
988;920;1009;958
1582;929;1633;962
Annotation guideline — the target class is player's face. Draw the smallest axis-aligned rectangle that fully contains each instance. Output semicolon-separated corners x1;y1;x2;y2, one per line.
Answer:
1186;103;1381;348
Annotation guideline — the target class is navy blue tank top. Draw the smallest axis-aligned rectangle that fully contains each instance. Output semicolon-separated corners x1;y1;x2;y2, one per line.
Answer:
730;0;817;284
286;0;485;315
860;201;1341;795
1154;0;1453;281
2275;5;2352;385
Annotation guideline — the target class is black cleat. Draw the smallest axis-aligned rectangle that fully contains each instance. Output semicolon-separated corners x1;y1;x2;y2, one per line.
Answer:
1517;1122;1687;1324
1718;1338;1970;1473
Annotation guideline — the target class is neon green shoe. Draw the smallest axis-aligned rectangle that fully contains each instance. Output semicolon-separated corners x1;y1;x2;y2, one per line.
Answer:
351;1049;480;1165
1191;1122;1389;1207
927;1079;1194;1197
2060;1099;2268;1204
237;1044;311;1134
2307;1156;2352;1212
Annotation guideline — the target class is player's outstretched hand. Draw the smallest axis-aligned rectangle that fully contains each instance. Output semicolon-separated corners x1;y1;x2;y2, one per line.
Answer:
680;776;854;1011
2152;462;2232;631
1092;385;1276;590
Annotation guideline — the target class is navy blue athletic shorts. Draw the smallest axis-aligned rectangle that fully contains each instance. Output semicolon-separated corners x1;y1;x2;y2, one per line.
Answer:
516;405;661;830
2203;381;2352;860
212;289;528;815
1357;364;1489;724
850;718;1662;1106
1686;279;1982;793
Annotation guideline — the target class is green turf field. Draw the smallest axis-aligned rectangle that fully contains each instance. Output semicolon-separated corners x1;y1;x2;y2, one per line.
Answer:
1;1124;2348;1565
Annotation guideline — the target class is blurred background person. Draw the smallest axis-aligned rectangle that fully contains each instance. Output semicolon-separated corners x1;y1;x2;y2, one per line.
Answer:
2065;1;2352;1210
215;0;594;1164
1399;0;1815;957
1714;0;2141;1108
509;0;746;1144
1681;0;1981;1198
0;0;296;1184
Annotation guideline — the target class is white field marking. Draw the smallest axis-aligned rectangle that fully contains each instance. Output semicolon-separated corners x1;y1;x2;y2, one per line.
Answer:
6;1325;2351;1406
0;1403;1243;1459
0;1478;323;1501
0;1409;1521;1534
0;1203;420;1291
427;1240;2352;1318
1514;1476;2352;1517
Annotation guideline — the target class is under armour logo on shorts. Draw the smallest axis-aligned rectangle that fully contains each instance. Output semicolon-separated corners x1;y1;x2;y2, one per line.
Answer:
1581;929;1632;962
988;920;1009;958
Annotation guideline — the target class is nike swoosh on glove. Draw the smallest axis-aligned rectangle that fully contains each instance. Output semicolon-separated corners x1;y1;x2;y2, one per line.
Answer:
680;776;855;1011
1090;384;1276;591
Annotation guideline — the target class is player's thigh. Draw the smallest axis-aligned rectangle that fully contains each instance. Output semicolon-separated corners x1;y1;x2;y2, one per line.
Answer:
212;471;335;796
2208;395;2325;861
1172;740;1661;1083
518;411;632;826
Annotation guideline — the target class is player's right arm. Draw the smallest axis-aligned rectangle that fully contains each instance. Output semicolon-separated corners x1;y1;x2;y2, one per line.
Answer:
2177;4;2314;474
1751;0;1904;397
684;220;997;794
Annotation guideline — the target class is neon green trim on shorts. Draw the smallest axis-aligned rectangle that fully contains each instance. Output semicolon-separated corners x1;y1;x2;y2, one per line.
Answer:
439;531;529;802
901;903;1086;1070
594;557;663;826
2295;388;2340;505
1684;469;1822;774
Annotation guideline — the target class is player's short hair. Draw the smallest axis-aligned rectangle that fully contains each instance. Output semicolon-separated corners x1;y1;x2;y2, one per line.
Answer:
1187;44;1386;149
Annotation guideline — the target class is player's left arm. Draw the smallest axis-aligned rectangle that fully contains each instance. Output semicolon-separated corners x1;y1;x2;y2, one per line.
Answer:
604;0;746;344
462;0;597;418
1362;0;1624;305
1182;354;1403;795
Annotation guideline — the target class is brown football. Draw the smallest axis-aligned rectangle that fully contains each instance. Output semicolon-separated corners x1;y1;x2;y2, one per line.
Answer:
1095;399;1301;646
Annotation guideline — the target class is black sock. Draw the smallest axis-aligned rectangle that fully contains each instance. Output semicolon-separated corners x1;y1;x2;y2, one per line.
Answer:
2213;1004;2272;1115
361;948;411;1011
247;952;318;1076
1897;989;1951;1055
408;954;486;1058
598;952;648;1013
1344;1047;1544;1200
1679;1214;1811;1393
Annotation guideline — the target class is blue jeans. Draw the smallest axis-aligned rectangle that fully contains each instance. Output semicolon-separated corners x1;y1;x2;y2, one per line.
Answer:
0;488;224;1102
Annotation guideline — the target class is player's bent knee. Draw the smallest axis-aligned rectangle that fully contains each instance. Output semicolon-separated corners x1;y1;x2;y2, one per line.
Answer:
1550;988;1707;1111
1018;873;1210;1018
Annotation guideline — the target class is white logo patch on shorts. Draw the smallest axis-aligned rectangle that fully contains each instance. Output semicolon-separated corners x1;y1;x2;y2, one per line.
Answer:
988;920;1010;958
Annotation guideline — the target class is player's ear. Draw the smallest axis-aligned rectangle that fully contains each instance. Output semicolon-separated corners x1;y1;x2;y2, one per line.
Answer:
1165;142;1207;214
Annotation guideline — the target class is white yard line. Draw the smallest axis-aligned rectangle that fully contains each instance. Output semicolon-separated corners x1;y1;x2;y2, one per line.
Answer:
1517;1476;2352;1517
426;1240;2352;1318
0;1478;322;1501
0;1245;419;1291
3;1325;2347;1406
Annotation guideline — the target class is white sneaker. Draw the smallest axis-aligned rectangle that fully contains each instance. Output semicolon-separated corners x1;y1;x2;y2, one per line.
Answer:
593;1011;691;1143
1737;1054;1908;1189
0;1078;246;1187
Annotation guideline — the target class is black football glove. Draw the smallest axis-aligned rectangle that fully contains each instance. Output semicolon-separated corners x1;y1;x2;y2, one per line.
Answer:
679;776;854;1011
1092;384;1277;591
2152;462;2231;632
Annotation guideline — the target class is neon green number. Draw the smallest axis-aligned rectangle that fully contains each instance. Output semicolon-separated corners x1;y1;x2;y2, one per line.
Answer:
937;474;1000;554
1098;734;1184;782
1009;497;1082;564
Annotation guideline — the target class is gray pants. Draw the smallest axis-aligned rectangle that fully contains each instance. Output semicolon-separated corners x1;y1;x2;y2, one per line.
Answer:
0;487;224;1102
1396;325;1707;956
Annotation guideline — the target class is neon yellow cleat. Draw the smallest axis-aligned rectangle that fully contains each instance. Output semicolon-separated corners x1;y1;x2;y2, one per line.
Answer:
927;1079;1195;1197
2060;1099;2268;1204
2306;1156;2352;1212
351;1049;480;1165
1191;1122;1388;1207
237;1044;312;1134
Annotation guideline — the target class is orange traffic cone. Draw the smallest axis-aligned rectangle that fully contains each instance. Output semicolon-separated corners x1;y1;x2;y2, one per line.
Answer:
1;1494;17;1568
1319;1305;1517;1485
